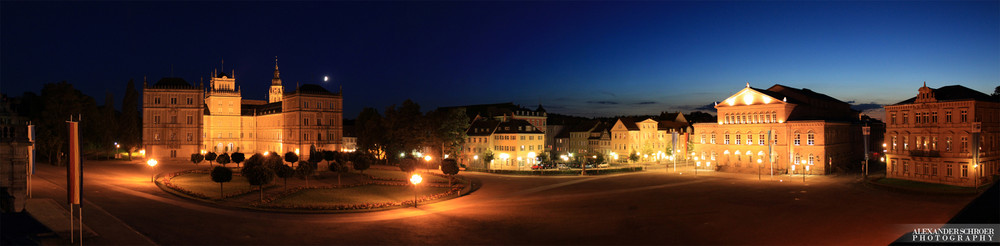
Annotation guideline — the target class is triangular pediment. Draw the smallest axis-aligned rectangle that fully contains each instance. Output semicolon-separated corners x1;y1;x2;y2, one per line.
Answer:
716;86;784;108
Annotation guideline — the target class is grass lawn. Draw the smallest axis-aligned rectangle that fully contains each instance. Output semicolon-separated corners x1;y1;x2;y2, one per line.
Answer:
365;169;450;183
270;185;453;206
876;178;976;192
170;173;257;199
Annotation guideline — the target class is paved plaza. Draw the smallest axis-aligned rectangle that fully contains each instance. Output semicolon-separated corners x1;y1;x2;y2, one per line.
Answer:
14;160;981;245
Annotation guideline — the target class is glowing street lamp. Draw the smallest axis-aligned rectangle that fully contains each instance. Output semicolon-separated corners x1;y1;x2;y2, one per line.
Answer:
146;159;158;182
424;155;432;162
800;159;807;182
410;174;423;207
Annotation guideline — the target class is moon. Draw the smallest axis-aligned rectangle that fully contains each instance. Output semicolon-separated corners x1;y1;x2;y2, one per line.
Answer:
323;76;329;82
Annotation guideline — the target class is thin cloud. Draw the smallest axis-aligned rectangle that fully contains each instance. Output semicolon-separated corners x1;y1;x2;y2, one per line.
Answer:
587;101;620;105
633;101;657;105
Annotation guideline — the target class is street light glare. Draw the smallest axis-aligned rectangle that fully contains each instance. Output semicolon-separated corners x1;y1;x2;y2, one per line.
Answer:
410;174;423;185
147;159;158;167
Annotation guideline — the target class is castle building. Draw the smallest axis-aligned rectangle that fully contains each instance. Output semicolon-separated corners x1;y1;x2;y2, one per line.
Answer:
143;61;343;161
884;83;998;187
691;84;864;175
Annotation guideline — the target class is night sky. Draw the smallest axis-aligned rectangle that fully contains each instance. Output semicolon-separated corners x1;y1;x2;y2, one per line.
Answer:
2;1;997;118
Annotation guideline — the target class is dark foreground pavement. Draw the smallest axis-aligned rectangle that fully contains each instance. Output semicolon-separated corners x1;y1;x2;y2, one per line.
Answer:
4;160;984;245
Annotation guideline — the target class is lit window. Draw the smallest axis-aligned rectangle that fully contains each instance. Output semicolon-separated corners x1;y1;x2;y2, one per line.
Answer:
794;133;800;146
807;133;815;145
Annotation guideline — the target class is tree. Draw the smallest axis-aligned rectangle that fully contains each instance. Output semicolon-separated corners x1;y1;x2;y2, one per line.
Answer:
243;165;274;202
119;79;140;161
351;152;371;174
216;153;231;167
327;160;344;186
34;81;97;165
441;159;460;186
537;152;550;165
98;91;118;159
356;107;385;164
308;150;323;165
231;152;245;168
242;153;265;177
398;157;417;173
210;166;233;198
274;164;294;190
264;154;284;171
426;108;470;160
284;152;299;167
322;150;338;169
629;152;639;163
190;153;204;166
595;153;606;165
484;151;495;167
205;152;218;167
295;161;316;187
992;85;1000;100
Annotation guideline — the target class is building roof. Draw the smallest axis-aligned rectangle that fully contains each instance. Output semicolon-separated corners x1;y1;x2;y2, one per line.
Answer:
288;84;338;96
466;119;500;136
892;85;995;105
439;102;545;120
494;119;544;134
616;118;640;131
216;72;229;78
241;101;282;116
149;77;197;89
569;120;601;133
554;127;571;139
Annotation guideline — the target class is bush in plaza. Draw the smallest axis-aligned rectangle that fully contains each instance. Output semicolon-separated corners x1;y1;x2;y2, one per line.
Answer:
264;153;284;170
210;166;233;198
352;152;371;174
231;152;245;168
205;152;218;166
398;157;417;173
441;159;460;186
274;164;294;190
295;161;316;187
242;153;265;177
216;153;231;167
244;164;274;202
190;153;204;166
284;152;299;167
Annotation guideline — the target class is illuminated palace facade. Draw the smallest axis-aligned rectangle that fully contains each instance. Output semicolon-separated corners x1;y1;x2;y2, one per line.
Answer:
884;84;998;187
143;62;343;161
692;84;865;175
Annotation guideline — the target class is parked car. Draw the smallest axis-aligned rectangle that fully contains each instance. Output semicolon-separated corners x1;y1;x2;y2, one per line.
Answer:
557;164;569;170
531;165;542;170
598;163;610;168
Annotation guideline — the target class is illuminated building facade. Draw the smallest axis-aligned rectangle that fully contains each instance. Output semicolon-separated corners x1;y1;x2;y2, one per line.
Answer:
143;62;343;161
884;84;998;187
692;84;864;175
460;118;544;170
610;114;691;162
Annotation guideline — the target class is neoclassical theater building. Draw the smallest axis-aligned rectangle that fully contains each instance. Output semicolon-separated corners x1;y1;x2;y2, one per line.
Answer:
142;62;343;160
692;84;866;175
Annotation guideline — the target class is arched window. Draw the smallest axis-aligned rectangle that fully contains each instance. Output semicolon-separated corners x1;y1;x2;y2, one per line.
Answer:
807;132;815;145
794;133;801;146
711;132;716;144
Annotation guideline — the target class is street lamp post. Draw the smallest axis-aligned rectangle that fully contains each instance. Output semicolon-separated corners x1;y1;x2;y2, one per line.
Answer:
693;157;699;176
410;174;422;207
863;126;870;180
147;159;158;182
757;158;762;180
800;160;807;183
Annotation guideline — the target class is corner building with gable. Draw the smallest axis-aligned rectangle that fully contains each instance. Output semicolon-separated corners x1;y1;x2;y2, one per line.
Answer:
143;61;343;161
691;84;865;175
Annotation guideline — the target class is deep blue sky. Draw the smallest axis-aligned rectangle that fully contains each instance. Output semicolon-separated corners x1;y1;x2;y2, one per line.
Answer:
2;1;997;118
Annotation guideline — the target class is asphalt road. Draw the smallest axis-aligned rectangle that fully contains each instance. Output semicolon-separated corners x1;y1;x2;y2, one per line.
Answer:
24;160;976;245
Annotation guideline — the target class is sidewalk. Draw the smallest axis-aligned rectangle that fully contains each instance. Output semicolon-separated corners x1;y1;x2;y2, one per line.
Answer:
24;162;159;245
